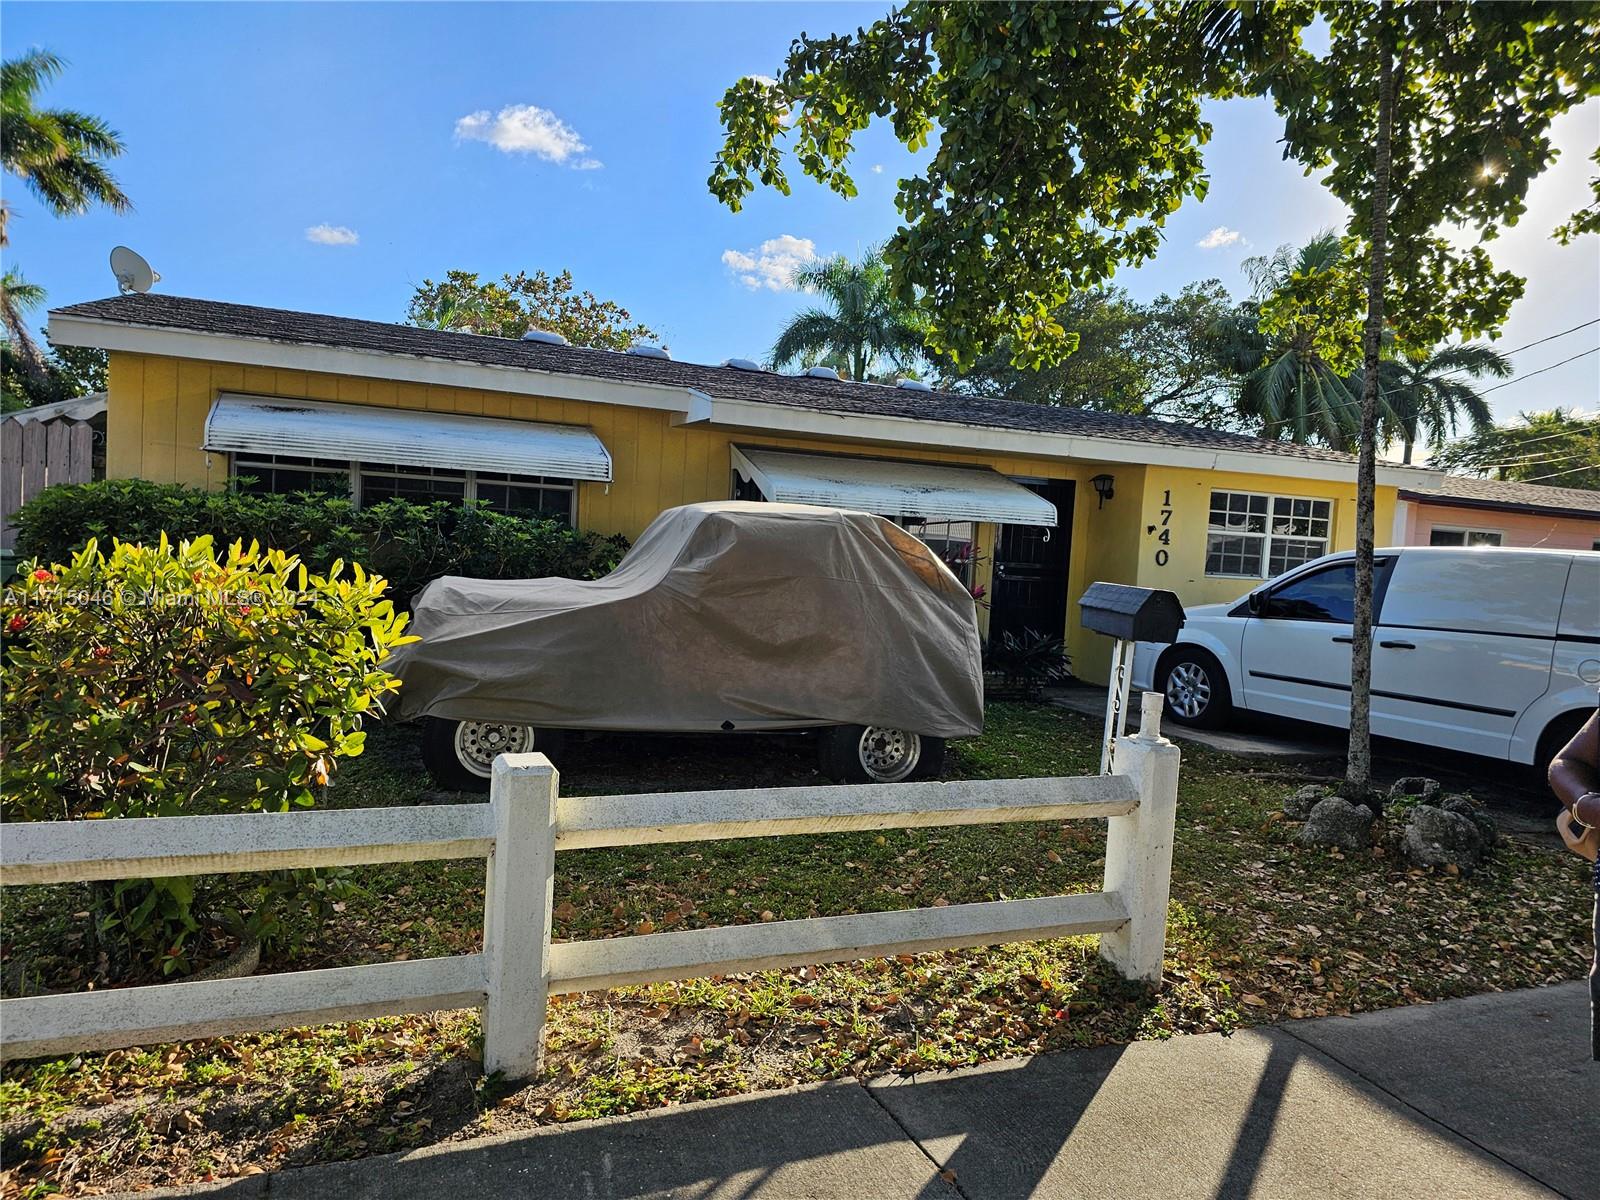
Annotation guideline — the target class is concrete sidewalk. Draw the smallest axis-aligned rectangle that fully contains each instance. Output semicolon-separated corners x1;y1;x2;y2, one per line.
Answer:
131;983;1597;1200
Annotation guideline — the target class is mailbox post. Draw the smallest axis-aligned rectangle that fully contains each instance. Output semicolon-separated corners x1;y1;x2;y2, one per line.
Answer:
1077;583;1186;772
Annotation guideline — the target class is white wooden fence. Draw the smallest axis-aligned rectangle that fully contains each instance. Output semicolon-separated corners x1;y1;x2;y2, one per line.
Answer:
0;694;1180;1080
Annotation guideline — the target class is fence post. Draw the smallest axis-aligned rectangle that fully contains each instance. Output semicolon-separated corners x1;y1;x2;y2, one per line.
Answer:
482;752;558;1081
1100;692;1181;984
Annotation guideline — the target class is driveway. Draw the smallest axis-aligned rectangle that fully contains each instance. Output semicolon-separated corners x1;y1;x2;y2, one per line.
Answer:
1049;684;1562;847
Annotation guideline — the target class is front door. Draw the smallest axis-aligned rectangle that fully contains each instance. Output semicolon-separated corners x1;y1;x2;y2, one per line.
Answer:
991;480;1074;642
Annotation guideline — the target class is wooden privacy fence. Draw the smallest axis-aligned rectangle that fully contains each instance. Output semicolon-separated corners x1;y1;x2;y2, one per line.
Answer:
0;695;1181;1080
0;416;95;551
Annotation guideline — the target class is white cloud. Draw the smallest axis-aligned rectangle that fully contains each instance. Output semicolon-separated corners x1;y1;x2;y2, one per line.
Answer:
1197;226;1245;250
721;234;819;291
454;104;601;168
870;164;885;174
305;224;358;246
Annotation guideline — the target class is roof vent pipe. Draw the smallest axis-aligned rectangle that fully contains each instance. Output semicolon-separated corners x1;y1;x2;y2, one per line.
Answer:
896;378;933;392
626;343;671;360
805;365;841;380
521;328;569;346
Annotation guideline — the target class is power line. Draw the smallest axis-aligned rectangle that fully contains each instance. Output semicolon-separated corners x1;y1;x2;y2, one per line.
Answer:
1519;462;1600;484
1477;346;1599;395
1454;449;1594;473
1400;319;1599;388
1493;318;1600;360
1426;412;1599;458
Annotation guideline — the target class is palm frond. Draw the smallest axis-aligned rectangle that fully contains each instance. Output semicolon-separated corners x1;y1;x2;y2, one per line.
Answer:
1;268;50;382
2;50;129;219
770;309;844;369
0;50;65;107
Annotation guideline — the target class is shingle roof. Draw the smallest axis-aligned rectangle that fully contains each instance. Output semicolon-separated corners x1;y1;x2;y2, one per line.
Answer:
54;292;1366;467
1402;472;1600;518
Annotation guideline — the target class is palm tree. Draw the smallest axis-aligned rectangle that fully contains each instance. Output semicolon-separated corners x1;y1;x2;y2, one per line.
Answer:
1234;232;1378;449
0;269;49;383
1;50;130;247
770;249;927;381
1365;343;1508;464
1;50;130;384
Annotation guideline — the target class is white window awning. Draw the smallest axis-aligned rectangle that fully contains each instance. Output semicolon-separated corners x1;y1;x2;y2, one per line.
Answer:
732;446;1056;526
204;395;612;481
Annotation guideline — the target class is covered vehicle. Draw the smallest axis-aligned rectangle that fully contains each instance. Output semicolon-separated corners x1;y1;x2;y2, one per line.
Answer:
388;501;984;787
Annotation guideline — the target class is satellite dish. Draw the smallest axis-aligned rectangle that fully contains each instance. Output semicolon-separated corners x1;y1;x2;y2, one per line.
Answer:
109;246;159;294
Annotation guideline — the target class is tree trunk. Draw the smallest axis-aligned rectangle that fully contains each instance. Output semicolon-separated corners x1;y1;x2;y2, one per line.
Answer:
1402;438;1414;465
1346;25;1397;798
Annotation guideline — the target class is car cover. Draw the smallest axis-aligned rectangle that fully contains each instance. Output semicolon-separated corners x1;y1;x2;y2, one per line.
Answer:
387;501;984;737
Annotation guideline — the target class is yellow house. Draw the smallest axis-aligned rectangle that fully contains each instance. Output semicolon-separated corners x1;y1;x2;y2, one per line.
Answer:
48;293;1442;684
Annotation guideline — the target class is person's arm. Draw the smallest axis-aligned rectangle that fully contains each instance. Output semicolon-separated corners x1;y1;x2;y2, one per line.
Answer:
1549;710;1600;830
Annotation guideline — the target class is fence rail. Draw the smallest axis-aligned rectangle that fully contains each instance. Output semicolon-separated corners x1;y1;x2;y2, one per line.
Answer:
1;694;1181;1079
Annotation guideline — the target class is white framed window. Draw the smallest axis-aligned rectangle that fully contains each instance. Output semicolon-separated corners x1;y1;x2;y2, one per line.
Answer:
231;454;576;525
1428;526;1503;547
1205;490;1333;578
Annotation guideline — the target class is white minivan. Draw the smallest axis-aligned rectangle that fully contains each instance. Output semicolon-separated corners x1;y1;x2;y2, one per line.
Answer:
1132;547;1600;769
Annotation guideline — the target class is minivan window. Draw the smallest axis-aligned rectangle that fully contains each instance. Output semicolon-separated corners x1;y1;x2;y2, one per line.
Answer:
1558;557;1599;640
1380;551;1570;637
1262;563;1357;623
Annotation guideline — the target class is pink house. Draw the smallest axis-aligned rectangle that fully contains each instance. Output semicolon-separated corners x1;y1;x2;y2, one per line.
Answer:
1395;474;1600;551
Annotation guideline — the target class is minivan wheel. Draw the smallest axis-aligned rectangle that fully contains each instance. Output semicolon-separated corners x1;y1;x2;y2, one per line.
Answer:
421;717;564;793
1157;648;1232;730
820;725;944;783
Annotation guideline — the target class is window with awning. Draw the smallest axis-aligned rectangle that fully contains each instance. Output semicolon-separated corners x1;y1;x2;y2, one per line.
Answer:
731;446;1057;527
204;395;613;481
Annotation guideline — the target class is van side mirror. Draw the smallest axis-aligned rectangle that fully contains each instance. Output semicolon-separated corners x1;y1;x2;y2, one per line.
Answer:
1246;591;1265;616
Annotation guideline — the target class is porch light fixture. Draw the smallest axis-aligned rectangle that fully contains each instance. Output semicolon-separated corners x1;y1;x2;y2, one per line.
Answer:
1091;473;1115;508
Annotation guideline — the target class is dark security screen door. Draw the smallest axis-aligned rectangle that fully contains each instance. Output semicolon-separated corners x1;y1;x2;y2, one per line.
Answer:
991;480;1074;642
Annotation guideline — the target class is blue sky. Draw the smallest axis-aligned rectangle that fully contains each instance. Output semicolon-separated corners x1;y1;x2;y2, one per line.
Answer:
3;1;1596;431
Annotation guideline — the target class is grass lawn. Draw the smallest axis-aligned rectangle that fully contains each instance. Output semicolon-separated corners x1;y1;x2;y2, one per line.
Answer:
2;702;1592;1197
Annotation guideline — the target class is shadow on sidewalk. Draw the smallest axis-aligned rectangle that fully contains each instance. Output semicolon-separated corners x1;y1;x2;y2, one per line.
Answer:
173;986;1592;1200
866;1026;1558;1200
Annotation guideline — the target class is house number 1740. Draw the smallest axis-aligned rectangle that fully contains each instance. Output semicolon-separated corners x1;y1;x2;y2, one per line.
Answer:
1153;489;1173;567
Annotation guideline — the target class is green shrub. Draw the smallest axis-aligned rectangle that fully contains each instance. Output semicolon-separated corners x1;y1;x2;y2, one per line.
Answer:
11;479;631;607
983;628;1073;699
0;535;415;978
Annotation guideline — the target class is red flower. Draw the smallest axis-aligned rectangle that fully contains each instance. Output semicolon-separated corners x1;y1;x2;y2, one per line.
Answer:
30;568;54;583
4;614;26;635
92;646;113;660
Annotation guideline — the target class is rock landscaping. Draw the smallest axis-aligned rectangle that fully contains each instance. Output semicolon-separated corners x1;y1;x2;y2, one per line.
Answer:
1296;796;1376;851
1283;776;1499;874
1284;784;1334;822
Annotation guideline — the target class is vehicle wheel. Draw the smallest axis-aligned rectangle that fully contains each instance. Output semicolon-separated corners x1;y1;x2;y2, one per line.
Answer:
1156;647;1232;730
819;725;935;783
1535;710;1591;779
421;717;564;793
